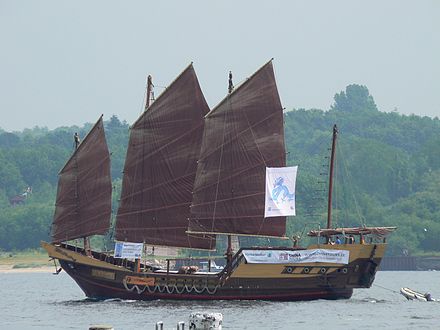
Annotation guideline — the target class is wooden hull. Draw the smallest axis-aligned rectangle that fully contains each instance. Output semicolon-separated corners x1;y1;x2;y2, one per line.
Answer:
41;242;387;302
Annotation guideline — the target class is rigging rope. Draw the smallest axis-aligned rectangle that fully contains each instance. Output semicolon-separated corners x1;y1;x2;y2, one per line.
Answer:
333;137;339;228
339;142;366;226
374;283;400;294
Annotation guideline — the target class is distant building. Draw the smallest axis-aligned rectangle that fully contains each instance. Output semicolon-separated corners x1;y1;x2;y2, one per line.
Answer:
9;195;26;206
9;187;32;206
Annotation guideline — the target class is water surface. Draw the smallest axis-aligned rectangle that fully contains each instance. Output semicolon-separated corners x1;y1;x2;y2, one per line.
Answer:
2;271;439;329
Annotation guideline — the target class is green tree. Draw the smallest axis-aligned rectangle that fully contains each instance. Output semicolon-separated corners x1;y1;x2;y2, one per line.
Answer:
331;84;378;113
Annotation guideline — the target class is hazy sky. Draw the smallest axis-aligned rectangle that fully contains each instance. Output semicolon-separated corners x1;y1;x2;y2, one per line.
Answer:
0;0;439;131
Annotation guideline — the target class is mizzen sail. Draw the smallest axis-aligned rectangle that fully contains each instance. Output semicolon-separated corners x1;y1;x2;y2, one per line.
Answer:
115;64;215;250
189;60;287;237
52;116;112;242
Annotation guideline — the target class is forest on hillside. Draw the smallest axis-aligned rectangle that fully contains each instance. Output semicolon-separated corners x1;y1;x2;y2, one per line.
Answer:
1;84;439;256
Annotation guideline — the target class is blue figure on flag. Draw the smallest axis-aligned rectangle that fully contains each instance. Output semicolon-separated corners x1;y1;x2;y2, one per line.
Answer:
271;176;295;203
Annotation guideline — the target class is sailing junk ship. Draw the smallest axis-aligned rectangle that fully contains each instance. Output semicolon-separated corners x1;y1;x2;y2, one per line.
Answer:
42;61;396;301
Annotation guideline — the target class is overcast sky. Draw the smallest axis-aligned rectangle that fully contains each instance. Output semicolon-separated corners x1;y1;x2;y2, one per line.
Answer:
0;0;439;131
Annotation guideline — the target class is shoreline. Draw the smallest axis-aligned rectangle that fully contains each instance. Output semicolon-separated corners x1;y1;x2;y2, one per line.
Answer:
0;265;53;274
0;262;55;274
0;251;53;273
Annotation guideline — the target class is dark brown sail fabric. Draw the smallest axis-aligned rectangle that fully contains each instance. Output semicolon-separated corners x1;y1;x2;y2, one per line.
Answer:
115;64;215;249
189;61;287;237
52;116;112;242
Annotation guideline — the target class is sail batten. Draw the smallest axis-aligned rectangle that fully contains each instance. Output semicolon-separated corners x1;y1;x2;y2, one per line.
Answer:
189;61;287;238
115;64;215;250
51;116;112;243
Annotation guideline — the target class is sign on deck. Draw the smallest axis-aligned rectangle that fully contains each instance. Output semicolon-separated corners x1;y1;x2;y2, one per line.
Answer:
114;242;143;259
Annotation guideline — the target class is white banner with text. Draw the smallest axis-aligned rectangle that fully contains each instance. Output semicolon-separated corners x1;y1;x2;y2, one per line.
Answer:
114;242;143;259
242;249;350;265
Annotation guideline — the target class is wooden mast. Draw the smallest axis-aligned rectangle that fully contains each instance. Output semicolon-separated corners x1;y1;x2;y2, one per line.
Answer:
327;124;338;229
225;70;234;264
134;74;154;272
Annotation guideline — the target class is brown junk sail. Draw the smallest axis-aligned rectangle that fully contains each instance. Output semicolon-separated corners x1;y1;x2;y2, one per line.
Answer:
115;64;215;250
52;116;112;243
189;60;287;237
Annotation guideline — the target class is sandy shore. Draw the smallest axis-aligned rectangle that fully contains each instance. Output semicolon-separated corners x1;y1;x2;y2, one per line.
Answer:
0;265;54;273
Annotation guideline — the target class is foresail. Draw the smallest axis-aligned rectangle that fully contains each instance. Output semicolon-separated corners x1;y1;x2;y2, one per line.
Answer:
189;60;287;237
115;64;216;250
52;116;112;242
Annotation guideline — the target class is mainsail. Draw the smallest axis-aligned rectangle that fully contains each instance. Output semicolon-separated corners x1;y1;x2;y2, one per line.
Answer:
115;64;215;250
188;60;287;237
52;116;112;243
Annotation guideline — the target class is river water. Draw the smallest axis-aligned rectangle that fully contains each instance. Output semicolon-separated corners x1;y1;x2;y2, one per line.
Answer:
1;271;439;329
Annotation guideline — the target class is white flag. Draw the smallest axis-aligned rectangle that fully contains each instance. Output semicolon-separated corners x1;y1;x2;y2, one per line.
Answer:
265;166;298;217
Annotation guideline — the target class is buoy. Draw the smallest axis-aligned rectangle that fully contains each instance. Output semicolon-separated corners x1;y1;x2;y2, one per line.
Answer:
89;325;114;330
189;313;223;330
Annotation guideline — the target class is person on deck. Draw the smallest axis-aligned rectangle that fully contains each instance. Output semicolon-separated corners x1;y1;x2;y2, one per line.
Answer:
335;236;342;244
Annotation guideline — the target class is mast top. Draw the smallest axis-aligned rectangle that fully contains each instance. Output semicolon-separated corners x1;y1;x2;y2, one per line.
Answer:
145;75;154;110
228;71;234;94
74;132;80;149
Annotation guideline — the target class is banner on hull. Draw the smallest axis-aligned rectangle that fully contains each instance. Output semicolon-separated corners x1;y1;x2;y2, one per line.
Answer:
242;249;350;264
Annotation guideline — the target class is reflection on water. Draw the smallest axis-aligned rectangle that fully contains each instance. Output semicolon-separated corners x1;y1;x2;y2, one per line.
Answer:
61;297;272;311
2;271;440;329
